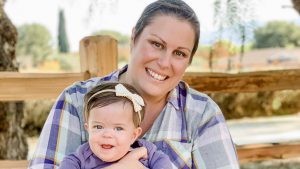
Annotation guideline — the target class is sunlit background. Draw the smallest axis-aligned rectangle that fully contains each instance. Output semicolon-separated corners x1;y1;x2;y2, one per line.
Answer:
5;0;300;73
3;0;300;168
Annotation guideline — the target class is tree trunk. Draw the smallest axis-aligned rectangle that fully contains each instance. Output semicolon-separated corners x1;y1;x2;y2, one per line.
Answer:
0;0;27;159
238;26;246;72
208;47;213;72
292;0;300;15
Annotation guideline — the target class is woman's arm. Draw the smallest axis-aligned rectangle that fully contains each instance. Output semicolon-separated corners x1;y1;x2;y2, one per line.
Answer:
191;100;240;169
29;88;83;169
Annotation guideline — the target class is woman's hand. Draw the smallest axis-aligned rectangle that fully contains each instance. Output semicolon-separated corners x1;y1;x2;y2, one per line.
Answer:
103;147;148;169
124;146;148;160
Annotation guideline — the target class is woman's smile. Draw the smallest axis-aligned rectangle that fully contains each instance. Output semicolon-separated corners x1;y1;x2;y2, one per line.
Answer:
146;68;168;81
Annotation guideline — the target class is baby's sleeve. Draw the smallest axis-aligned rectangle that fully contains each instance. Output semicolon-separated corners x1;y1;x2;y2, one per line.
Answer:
141;140;173;169
59;154;81;169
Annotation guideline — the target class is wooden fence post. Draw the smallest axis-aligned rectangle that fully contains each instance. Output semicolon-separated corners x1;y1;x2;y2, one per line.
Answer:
79;35;118;78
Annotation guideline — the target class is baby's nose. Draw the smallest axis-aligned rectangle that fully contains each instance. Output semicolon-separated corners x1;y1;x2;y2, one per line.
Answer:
101;128;114;138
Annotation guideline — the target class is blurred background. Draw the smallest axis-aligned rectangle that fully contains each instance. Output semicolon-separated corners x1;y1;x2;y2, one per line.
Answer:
2;0;300;168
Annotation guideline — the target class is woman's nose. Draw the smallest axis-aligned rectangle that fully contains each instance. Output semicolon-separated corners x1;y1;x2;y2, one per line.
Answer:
157;52;171;68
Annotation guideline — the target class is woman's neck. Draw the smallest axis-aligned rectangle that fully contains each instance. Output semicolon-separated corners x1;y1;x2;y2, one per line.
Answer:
119;71;168;134
139;95;167;136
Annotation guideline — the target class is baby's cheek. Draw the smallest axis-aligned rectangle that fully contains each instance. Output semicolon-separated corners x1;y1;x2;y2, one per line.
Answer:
89;133;101;142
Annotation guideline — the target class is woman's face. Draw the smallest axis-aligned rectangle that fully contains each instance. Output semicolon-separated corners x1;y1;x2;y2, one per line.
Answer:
127;15;195;99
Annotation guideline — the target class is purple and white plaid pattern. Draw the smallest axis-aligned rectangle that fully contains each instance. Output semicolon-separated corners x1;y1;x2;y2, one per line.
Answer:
29;65;239;169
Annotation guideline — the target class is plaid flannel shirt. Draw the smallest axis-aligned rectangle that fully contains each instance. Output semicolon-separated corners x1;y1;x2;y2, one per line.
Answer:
29;65;239;169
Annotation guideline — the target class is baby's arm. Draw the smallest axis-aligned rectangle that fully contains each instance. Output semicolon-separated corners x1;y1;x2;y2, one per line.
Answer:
59;154;81;169
141;140;173;169
148;149;173;169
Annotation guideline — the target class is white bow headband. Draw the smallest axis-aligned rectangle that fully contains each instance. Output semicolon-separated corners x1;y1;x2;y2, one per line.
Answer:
88;84;144;124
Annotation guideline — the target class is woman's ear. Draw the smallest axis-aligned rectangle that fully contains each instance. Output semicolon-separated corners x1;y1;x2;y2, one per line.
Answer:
131;127;142;144
130;27;136;51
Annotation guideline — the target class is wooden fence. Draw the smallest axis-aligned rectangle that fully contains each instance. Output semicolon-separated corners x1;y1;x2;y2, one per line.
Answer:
1;35;300;168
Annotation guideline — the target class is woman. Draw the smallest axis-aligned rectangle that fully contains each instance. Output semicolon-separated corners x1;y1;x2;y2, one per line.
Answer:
30;0;239;168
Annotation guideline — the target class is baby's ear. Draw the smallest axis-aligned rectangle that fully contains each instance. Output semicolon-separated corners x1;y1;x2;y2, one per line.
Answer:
84;123;88;131
132;127;142;144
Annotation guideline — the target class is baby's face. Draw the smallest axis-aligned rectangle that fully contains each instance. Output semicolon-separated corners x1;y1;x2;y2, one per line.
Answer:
85;101;141;162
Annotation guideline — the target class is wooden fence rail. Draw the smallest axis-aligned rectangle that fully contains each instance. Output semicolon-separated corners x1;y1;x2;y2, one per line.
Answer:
1;69;300;101
0;35;300;167
238;143;300;164
0;72;87;101
183;69;300;93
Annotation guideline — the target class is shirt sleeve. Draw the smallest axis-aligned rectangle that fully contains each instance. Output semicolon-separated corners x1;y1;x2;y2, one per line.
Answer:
149;151;174;169
191;99;240;169
59;154;81;169
143;140;173;169
29;87;84;169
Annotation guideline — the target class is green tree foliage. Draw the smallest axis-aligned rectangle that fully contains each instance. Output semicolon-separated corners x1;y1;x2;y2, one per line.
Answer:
93;30;130;46
213;0;256;71
254;21;300;48
58;9;70;53
16;23;52;65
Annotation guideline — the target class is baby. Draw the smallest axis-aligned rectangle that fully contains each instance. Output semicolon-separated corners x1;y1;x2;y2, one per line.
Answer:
59;82;172;168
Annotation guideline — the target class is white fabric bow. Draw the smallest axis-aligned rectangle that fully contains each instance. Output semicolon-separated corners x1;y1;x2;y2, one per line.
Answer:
87;83;145;124
115;84;145;113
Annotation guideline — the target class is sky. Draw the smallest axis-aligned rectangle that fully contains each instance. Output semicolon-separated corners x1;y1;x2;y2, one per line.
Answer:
5;0;300;52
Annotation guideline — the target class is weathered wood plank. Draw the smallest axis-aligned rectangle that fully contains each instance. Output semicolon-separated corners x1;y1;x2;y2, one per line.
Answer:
237;143;300;164
183;69;300;93
0;160;28;169
1;69;300;100
80;35;118;77
0;72;88;101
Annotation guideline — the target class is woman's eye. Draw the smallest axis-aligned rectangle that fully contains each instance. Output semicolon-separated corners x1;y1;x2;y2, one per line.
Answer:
151;41;163;49
174;50;186;57
114;127;123;131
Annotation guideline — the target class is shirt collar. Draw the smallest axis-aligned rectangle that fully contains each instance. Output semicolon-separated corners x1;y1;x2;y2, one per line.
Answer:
99;64;128;82
168;81;189;111
166;87;179;110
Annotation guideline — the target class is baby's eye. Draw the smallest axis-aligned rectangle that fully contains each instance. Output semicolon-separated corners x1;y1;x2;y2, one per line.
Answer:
94;125;103;129
114;127;123;131
174;50;186;57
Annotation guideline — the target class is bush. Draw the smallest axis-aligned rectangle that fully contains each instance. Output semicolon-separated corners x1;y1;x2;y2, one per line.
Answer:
210;90;300;119
22;100;54;136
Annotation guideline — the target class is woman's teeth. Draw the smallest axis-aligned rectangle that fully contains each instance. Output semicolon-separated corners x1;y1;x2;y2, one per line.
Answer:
147;69;167;81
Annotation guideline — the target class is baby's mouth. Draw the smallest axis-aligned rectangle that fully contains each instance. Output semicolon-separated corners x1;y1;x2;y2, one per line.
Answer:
101;144;114;149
